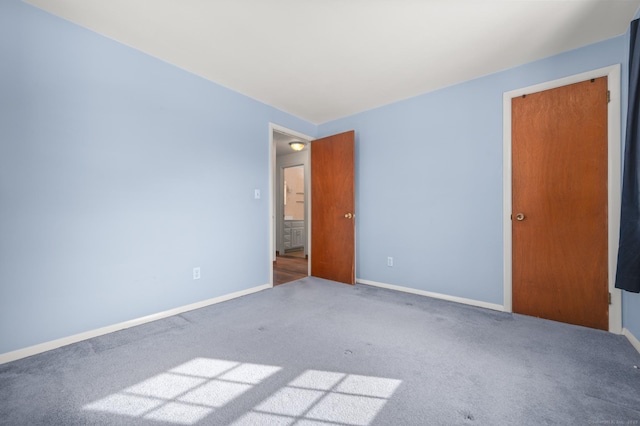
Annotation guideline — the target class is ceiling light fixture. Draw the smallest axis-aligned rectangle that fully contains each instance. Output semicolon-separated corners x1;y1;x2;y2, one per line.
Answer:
289;141;306;151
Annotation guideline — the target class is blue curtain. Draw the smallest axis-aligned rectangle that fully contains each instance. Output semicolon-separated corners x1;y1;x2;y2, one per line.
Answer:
616;19;640;293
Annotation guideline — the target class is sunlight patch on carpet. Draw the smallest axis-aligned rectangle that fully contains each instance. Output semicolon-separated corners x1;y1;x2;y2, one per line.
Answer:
84;359;400;425
232;370;402;426
83;357;280;425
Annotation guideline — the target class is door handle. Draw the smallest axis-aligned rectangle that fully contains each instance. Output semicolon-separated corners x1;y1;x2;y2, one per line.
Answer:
344;213;353;219
515;213;525;221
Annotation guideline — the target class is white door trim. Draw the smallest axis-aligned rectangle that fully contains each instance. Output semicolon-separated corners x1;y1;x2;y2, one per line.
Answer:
269;123;314;286
502;64;622;333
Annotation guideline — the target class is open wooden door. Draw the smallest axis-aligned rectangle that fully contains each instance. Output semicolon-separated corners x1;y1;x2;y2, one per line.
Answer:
311;131;355;285
512;77;608;330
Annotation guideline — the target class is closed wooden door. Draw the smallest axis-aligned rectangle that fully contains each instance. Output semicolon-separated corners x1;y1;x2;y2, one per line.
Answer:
512;77;608;330
311;131;355;285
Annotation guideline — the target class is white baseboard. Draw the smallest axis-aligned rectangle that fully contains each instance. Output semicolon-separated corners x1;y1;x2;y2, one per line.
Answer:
357;278;505;312
0;283;271;365
622;328;640;354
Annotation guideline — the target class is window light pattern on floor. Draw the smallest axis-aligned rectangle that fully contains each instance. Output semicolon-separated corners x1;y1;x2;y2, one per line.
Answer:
83;358;281;425
232;369;402;426
83;358;401;425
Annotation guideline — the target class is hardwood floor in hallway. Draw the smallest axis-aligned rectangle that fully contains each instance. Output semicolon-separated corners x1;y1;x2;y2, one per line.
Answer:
273;253;308;286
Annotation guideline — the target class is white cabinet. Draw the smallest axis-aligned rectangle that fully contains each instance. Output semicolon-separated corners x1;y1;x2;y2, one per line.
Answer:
284;220;305;250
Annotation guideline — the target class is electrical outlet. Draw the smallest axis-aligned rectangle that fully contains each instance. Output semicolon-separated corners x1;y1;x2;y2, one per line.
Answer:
193;267;201;280
387;257;393;267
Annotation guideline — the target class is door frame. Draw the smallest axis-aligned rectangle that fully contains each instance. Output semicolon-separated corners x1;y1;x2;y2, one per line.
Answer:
502;64;622;333
268;123;314;286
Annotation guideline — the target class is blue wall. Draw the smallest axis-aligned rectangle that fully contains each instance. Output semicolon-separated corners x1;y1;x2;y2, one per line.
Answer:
2;0;639;356
0;0;316;354
318;26;640;337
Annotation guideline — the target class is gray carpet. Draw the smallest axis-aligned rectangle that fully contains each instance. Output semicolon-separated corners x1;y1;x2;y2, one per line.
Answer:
1;277;639;425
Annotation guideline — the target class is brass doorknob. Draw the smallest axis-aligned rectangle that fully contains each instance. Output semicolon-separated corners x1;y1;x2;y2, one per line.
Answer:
515;213;525;221
344;213;353;219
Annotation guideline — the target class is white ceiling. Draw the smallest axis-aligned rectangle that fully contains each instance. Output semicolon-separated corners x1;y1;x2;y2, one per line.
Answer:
25;0;640;124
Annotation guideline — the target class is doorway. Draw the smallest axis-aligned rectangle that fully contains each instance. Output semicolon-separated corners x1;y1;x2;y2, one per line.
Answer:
270;125;313;286
269;125;357;287
502;65;622;333
274;164;308;286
